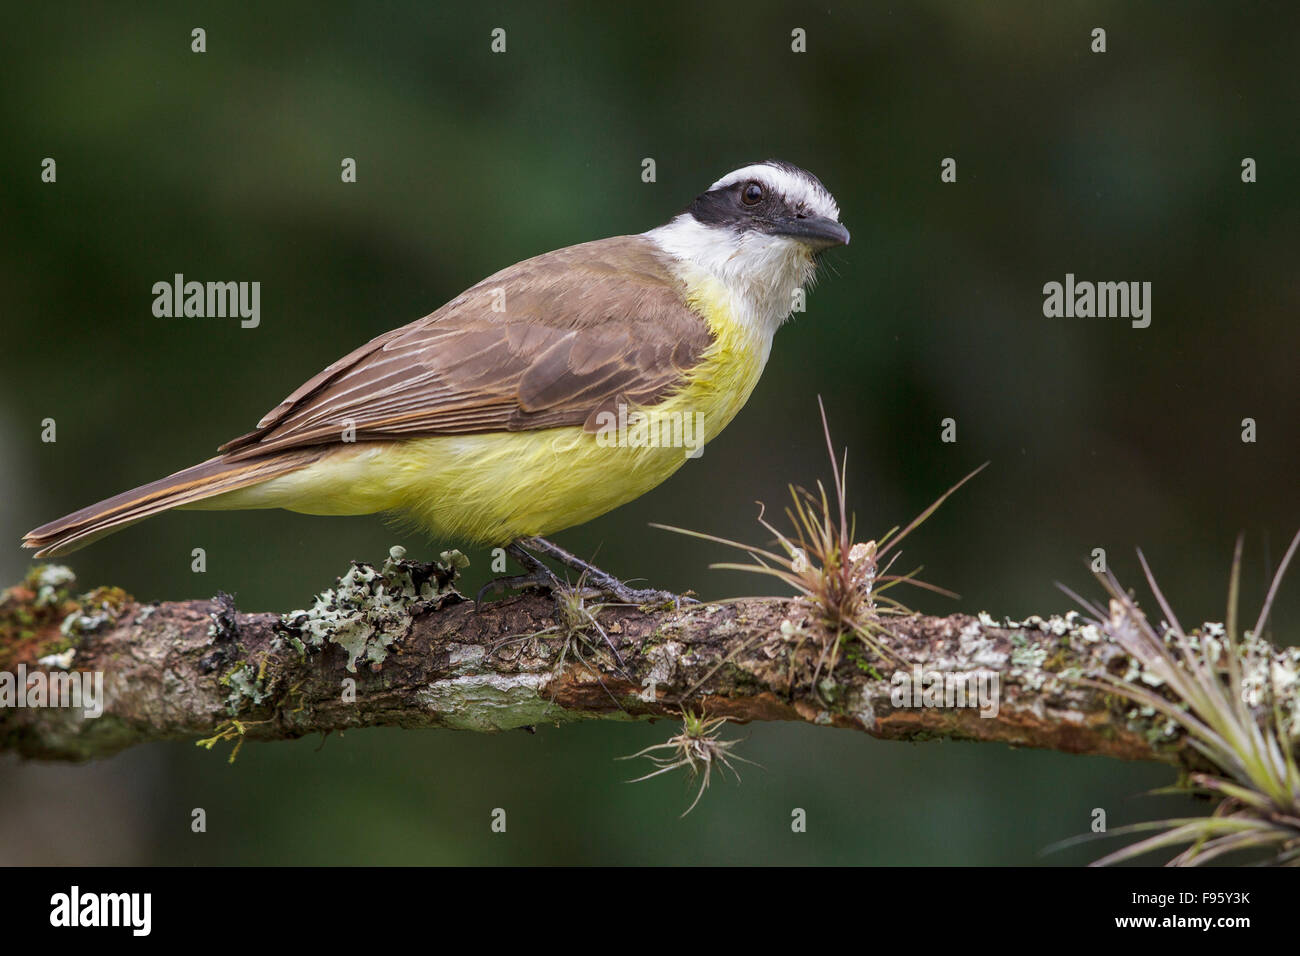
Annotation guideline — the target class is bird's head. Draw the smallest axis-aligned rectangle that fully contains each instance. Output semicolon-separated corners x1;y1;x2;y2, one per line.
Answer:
687;160;849;252
645;161;848;334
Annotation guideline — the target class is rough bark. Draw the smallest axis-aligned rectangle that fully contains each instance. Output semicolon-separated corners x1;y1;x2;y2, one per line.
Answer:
0;552;1255;764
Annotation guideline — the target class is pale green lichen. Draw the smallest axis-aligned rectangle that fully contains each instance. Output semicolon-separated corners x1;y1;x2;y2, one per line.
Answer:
222;662;269;715
1010;644;1047;669
958;620;1008;668
60;602;113;637
417;673;566;731
281;545;464;673
1076;623;1105;644
33;565;76;607
36;647;76;669
56;584;130;639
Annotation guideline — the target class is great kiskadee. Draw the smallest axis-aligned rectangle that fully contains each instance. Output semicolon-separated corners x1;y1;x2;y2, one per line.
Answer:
24;160;848;600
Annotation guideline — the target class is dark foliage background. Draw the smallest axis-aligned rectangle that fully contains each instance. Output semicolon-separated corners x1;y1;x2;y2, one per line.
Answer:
1;1;1296;864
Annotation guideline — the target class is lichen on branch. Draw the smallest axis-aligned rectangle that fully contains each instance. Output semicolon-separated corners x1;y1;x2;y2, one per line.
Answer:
3;549;1290;769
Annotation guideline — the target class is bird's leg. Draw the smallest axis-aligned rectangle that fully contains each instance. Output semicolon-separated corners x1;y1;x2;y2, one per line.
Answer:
517;536;696;608
474;541;564;605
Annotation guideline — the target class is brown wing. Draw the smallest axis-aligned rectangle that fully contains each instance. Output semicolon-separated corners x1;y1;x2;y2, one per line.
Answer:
219;236;712;460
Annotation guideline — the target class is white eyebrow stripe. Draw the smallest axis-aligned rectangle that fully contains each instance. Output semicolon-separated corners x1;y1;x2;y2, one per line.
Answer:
708;163;840;221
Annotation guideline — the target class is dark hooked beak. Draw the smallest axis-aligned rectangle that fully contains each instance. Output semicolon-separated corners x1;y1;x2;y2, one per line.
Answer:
770;215;850;250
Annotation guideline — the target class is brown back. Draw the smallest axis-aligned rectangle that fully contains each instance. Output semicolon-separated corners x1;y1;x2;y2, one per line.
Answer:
220;236;713;459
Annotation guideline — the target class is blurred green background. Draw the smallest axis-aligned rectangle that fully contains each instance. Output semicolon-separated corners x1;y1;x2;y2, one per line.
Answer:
1;1;1297;864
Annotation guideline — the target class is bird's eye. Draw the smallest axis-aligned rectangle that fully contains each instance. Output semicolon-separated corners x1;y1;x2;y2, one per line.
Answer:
741;182;764;205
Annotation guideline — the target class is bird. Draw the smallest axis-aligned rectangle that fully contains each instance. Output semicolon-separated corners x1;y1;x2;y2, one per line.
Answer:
23;160;849;603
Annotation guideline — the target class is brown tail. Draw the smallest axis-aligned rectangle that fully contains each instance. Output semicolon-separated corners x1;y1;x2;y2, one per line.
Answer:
22;450;324;558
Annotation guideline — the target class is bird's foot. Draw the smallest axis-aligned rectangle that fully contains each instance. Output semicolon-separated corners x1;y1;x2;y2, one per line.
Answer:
515;536;697;609
475;543;565;605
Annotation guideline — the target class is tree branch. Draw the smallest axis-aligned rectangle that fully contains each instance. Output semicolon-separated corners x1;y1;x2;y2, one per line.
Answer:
0;551;1251;764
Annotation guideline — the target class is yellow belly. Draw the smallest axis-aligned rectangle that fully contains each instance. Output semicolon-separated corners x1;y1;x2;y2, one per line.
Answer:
202;277;769;545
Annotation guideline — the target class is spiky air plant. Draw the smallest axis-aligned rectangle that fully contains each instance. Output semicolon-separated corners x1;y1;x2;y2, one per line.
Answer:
620;711;756;816
655;399;984;693
1060;529;1300;865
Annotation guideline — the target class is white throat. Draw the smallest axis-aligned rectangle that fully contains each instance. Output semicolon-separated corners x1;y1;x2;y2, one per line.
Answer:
643;215;817;344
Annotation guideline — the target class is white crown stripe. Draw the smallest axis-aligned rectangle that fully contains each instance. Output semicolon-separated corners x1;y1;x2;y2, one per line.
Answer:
708;163;840;221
